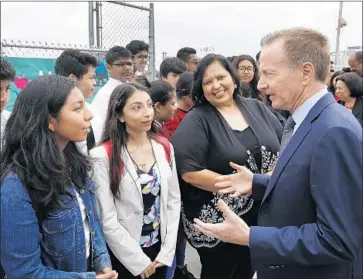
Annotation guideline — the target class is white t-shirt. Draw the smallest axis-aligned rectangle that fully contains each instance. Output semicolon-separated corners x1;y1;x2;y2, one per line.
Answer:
1;110;11;147
91;78;123;144
74;189;90;259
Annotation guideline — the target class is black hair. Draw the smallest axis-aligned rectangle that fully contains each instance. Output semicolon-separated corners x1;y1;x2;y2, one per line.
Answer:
176;71;194;99
192;54;242;105
0;57;16;81
227;56;237;63
149;79;175;105
135;75;151;88
0;75;92;216
342;67;351;73
355;51;363;63
335;73;363;98
105;46;132;65
126;40;149;56
176;47;197;63
232;54;260;99
55;49;98;79
328;70;344;94
256;51;261;62
160;57;186;78
99;82;157;198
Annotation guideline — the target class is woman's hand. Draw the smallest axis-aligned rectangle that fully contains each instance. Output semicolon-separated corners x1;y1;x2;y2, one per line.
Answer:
140;262;156;279
152;260;165;269
96;267;118;279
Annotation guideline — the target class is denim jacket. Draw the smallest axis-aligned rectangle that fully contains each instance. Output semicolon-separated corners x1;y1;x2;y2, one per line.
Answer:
1;173;111;279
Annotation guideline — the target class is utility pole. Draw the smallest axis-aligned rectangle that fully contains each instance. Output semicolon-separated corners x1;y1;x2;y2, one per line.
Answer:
149;3;156;81
88;2;95;47
334;2;344;68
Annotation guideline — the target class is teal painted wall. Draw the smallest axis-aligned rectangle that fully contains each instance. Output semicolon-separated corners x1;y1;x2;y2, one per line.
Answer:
5;57;109;111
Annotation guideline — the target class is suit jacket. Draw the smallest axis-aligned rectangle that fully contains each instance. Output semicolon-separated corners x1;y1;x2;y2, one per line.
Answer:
249;93;363;279
90;139;181;276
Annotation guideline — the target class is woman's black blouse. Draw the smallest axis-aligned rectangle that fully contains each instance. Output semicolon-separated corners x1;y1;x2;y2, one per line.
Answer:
171;96;282;249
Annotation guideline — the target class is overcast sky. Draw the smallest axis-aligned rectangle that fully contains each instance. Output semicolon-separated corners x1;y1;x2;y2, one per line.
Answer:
1;1;362;67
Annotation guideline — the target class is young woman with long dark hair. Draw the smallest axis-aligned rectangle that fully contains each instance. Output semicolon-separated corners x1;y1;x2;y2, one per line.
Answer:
90;83;181;279
1;75;116;279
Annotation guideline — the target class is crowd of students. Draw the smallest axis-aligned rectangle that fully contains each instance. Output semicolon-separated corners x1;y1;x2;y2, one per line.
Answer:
1;28;362;279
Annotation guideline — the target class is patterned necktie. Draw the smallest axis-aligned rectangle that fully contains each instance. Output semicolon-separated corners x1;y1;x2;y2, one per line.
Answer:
280;116;296;154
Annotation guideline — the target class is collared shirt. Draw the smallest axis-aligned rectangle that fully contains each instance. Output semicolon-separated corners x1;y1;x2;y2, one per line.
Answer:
1;110;11;147
292;87;329;134
91;78;123;143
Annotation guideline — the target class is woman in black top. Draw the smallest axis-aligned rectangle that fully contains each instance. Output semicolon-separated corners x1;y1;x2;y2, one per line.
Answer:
172;54;282;279
335;72;363;127
233;54;288;125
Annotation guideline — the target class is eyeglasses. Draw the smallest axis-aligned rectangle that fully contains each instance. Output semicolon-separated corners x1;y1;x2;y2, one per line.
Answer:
188;60;198;65
238;66;254;72
135;55;149;60
112;62;133;68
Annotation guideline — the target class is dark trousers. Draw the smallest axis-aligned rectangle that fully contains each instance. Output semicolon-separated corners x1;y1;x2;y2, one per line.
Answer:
197;241;255;279
108;241;167;279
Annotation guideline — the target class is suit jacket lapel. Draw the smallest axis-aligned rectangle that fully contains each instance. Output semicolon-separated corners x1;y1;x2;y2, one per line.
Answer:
261;93;336;204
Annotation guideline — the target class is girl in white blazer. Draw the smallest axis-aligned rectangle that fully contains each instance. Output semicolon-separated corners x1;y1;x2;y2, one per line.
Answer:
90;82;181;279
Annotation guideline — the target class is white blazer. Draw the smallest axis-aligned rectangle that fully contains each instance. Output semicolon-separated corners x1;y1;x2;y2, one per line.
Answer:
90;139;181;276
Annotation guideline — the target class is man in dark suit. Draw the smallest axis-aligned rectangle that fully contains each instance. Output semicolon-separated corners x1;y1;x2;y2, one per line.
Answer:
194;27;362;279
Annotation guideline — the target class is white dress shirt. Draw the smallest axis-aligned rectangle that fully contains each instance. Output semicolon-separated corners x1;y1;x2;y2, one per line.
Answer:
91;78;123;144
1;110;11;147
292;87;329;134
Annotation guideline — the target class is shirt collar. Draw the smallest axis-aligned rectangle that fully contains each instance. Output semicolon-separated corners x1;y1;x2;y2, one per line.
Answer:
108;77;123;86
292;87;329;133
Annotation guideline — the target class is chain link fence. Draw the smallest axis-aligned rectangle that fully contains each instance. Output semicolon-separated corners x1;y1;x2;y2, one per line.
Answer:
100;2;150;49
1;39;107;60
97;1;156;80
1;2;156;110
1;39;110;109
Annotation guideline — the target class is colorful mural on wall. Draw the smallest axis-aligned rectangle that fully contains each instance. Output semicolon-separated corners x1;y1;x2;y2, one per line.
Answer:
5;57;109;111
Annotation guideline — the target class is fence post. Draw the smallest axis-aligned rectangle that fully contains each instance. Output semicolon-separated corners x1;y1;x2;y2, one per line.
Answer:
88;2;95;47
149;2;156;81
95;1;102;49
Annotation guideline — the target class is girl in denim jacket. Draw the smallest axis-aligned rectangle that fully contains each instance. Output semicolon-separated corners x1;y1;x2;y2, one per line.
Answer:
0;75;117;279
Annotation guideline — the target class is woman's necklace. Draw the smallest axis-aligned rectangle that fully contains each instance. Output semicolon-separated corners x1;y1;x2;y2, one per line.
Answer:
123;137;161;188
126;138;154;172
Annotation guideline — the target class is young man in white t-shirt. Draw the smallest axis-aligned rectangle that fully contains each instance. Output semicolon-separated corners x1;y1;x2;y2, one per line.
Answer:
91;46;134;143
0;57;16;147
55;49;98;154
